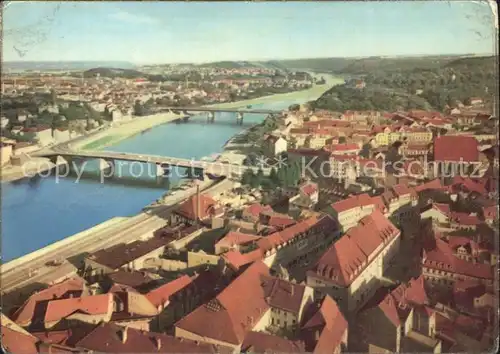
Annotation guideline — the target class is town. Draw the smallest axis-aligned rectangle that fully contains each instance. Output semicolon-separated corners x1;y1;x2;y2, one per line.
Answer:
2;1;498;353
0;65;313;146
2;93;498;353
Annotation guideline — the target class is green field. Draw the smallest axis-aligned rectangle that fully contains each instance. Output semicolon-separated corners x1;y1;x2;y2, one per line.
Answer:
81;135;118;150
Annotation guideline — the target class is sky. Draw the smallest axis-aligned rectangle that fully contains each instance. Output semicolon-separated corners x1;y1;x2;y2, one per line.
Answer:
2;1;497;64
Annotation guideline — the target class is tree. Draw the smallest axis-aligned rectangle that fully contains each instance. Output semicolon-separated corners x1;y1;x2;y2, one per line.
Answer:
134;100;145;116
269;167;279;185
241;169;254;186
50;89;57;105
249;172;260;189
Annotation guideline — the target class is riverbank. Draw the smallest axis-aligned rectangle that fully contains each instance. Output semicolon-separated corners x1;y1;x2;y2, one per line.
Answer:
0;157;66;182
72;111;186;151
205;78;343;110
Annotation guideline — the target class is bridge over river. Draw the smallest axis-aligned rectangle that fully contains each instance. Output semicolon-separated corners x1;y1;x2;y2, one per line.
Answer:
35;149;272;179
158;106;282;124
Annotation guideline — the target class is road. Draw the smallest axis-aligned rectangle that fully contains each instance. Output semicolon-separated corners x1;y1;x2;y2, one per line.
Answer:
156;106;280;115
1;178;231;294
33;148;273;177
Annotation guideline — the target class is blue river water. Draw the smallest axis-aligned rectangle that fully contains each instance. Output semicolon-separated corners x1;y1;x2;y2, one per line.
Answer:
1;99;304;262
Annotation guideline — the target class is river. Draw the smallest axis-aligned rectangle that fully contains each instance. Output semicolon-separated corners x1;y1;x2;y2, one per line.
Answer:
1;78;338;262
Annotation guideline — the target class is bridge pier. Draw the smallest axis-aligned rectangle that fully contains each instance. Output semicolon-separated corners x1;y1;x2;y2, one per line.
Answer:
52;155;71;176
236;112;244;125
207;112;215;124
98;158;114;176
186;167;205;181
156;163;171;178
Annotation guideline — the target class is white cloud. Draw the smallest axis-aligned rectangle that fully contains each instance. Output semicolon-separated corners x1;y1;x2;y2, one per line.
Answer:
109;11;158;25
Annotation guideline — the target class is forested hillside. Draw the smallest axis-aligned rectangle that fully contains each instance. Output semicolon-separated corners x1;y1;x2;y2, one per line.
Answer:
312;56;495;112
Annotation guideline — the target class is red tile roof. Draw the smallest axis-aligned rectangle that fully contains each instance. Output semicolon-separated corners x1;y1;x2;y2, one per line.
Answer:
242;331;305;353
221;249;262;271
482;205;497;221
300;182;318;196
414;179;446;192
433;203;451;215
449;212;481;226
1;325;39;354
423;236;493;280
301;295;348;353
261;277;306;314
392;183;413;197
44;293;113;327
107;270;155;289
434;136;479;162
326;143;360;153
242;203;273;220
13;277;86;327
175;193;219;221
146;275;192;309
266;213;296;228
451;176;487;195
175;261;271;345
378;294;401;326
257;214;337;254
330;193;373;214
75;322;223;353
312;210;400;287
215;231;261;249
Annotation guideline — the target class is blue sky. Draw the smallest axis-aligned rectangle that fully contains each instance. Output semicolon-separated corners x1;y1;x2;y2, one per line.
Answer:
3;1;497;64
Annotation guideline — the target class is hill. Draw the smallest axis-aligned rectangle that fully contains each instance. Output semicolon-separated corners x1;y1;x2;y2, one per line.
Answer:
82;67;146;79
197;61;261;69
264;58;354;73
4;61;136;72
262;54;478;74
312;55;495;112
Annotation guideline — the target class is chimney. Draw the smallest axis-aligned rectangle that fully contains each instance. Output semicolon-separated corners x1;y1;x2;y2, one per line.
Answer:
196;183;201;224
120;327;128;343
154;337;161;350
290;285;294;296
315;330;320;341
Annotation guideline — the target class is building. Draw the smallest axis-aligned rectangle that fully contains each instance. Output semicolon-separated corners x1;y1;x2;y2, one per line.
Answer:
171;193;223;226
264;135;287;156
52;128;71;143
421;234;493;288
1;116;9;128
241;203;273;223
326;143;361;156
300;295;349;353
241;331;305;353
74;322;225;353
44;293;114;329
289;181;319;212
256;214;339;271
0;138;16;165
307;210;401;312
13;277;87;329
433;136;479;174
354;276;442;353
214;231;262;255
175;261;314;350
22;125;54;146
84;235;179;280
